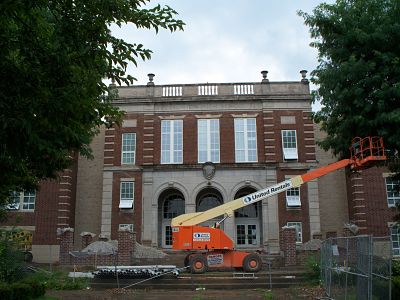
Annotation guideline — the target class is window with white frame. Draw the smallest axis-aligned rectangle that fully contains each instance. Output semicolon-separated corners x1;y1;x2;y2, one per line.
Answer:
119;224;134;232
198;119;220;163
121;133;136;164
119;181;134;209
385;177;400;207
234;118;257;162
281;130;298;160
6;191;36;211
391;226;400;256
161;120;183;164
286;187;301;207
287;222;302;243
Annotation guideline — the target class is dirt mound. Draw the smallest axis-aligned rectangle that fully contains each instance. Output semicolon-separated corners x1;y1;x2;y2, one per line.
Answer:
133;242;167;258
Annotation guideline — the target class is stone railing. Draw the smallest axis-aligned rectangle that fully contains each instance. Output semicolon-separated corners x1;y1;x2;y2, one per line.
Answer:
116;81;310;99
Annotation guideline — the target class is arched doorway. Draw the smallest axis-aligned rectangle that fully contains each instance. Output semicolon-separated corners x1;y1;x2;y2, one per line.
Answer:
234;187;261;247
158;189;185;248
196;188;224;228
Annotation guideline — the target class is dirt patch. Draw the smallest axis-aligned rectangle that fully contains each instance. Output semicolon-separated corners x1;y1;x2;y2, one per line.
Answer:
47;286;326;300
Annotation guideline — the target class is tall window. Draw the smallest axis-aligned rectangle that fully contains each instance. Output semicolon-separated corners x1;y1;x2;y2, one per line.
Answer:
281;130;298;160
198;119;220;163
392;227;400;256
7;191;36;211
286;187;301;208
119;181;134;209
161;120;183;164
121;133;136;164
385;177;400;207
287;222;302;243
235;118;257;162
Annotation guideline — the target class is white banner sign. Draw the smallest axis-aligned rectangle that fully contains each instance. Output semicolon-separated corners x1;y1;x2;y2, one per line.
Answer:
242;180;293;205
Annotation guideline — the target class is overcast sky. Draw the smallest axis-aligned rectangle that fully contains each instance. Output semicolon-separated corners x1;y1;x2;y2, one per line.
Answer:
111;0;333;110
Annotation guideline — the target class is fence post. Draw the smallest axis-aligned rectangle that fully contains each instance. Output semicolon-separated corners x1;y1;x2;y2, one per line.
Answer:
368;235;373;300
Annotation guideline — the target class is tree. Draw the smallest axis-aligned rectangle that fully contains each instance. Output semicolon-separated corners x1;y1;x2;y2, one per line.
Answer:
0;0;184;204
299;0;400;171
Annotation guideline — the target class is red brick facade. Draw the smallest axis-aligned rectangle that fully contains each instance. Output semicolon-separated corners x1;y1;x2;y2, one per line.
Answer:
3;165;78;247
347;166;396;236
3;77;397;263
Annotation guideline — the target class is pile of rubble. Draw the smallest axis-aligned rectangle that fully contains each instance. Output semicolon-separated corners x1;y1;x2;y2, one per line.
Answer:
133;241;167;258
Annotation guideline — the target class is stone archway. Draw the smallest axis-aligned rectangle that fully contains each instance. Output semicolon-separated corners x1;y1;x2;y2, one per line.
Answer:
234;187;262;248
158;189;185;248
196;187;224;228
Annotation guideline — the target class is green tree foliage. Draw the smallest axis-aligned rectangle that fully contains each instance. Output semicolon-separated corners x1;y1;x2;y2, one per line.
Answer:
0;0;184;204
0;230;24;283
299;0;400;170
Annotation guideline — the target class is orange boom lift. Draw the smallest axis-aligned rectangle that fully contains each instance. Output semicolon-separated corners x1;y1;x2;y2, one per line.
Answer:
171;137;386;273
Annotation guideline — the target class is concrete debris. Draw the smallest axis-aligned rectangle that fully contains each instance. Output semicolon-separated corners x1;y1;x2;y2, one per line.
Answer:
80;231;96;237
300;239;322;251
81;240;166;258
133;242;167;258
82;241;117;254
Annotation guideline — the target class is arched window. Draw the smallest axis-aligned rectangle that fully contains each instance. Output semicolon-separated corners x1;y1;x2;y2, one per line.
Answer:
196;188;223;227
163;194;185;219
197;193;223;212
234;188;258;218
158;189;185;248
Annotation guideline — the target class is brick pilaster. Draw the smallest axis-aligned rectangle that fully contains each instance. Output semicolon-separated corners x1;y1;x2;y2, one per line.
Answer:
58;228;74;265
281;226;297;266
349;172;367;234
117;230;135;265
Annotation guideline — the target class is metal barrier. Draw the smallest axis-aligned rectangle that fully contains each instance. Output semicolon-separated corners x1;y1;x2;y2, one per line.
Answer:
321;235;392;299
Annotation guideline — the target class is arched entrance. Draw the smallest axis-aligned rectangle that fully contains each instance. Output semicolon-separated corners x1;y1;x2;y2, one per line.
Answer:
158;189;185;248
196;188;224;228
234;187;261;247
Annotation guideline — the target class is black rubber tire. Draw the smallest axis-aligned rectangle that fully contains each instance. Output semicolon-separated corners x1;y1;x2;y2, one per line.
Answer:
189;255;207;274
242;253;262;272
184;254;191;267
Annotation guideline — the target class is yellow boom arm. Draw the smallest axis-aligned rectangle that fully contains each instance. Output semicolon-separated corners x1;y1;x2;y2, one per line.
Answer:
171;176;304;226
171;158;357;227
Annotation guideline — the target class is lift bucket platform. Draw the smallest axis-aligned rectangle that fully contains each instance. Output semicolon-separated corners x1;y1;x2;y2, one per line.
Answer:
350;136;386;169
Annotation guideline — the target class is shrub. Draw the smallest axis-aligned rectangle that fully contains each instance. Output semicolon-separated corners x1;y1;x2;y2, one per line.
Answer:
0;282;13;300
393;275;400;299
11;282;32;300
20;277;46;298
0;232;25;283
392;259;400;276
304;255;321;285
25;270;89;290
57;277;89;290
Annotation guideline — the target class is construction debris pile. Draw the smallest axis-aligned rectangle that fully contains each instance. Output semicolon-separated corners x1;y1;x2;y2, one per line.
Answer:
133;241;167;259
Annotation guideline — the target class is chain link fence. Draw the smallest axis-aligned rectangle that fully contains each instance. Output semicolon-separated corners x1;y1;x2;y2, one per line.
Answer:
321;235;392;300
